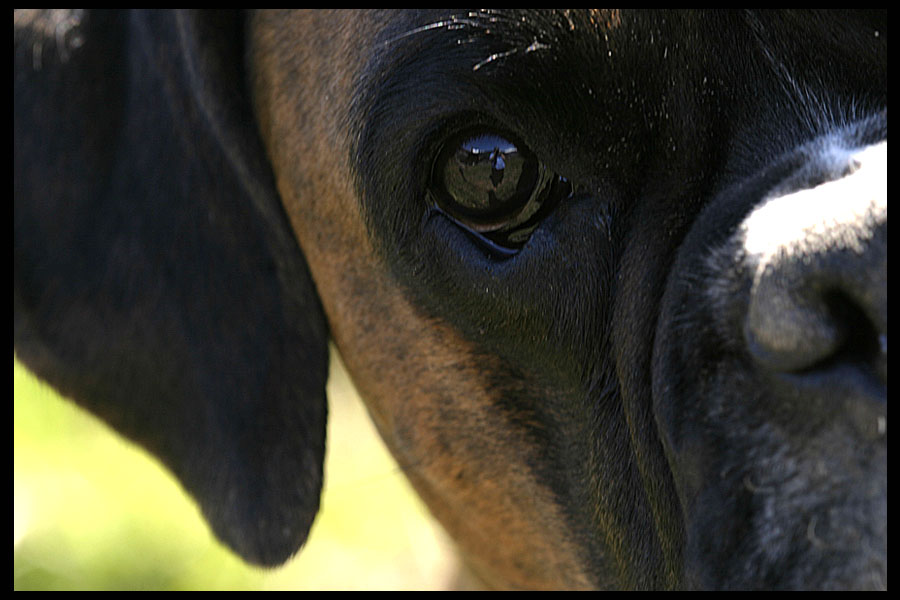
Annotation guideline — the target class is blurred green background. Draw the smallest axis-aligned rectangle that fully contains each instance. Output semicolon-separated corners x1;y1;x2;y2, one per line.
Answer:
14;349;458;590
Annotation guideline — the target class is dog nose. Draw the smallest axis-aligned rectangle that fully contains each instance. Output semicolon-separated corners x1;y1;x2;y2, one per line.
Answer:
742;142;886;408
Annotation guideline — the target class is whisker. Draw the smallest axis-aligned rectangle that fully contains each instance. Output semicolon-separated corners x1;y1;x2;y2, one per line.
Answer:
473;47;518;71
380;15;481;47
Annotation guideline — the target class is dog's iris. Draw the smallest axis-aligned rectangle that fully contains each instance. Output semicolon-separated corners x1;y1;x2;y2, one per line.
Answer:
429;129;569;249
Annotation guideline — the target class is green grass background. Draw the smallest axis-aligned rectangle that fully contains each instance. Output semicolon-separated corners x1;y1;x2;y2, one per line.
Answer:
14;349;457;590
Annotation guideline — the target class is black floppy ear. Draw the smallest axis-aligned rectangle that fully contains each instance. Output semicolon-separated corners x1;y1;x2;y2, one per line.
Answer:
14;10;329;566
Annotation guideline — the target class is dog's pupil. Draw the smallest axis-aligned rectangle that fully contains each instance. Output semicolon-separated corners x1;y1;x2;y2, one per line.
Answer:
439;133;539;218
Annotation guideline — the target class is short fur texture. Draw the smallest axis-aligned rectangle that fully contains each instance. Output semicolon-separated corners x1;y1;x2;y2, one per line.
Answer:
15;10;886;590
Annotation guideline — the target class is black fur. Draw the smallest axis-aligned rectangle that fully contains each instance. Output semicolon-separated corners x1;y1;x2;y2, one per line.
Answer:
14;10;329;566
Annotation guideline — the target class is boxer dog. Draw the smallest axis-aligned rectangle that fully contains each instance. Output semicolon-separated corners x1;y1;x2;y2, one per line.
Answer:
14;9;886;590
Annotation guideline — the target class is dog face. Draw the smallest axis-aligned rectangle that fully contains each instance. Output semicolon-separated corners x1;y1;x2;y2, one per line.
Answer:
15;10;886;589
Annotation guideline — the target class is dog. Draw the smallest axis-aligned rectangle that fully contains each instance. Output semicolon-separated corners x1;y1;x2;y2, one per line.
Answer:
14;9;886;590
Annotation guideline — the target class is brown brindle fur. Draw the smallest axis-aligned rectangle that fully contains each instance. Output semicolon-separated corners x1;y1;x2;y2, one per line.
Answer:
248;10;591;589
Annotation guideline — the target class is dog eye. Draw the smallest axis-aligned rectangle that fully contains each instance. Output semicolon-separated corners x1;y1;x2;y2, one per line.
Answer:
428;130;569;249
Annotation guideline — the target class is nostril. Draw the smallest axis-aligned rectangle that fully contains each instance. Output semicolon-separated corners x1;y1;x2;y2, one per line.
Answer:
741;141;886;389
744;283;840;374
743;232;887;385
742;239;887;440
743;281;885;379
820;289;886;381
783;289;888;386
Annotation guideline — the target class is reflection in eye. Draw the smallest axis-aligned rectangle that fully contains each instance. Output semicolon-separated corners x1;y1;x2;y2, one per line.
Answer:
442;134;538;217
429;130;570;250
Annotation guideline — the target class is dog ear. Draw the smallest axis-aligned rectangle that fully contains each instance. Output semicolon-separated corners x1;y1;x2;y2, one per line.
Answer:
14;10;329;566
